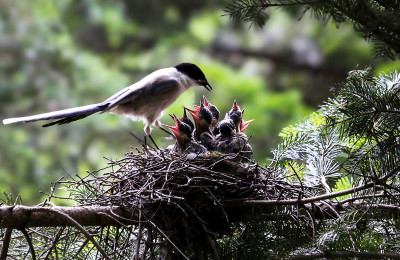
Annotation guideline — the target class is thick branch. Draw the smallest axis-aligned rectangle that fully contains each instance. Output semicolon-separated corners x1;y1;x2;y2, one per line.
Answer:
1;200;399;230
0;205;137;228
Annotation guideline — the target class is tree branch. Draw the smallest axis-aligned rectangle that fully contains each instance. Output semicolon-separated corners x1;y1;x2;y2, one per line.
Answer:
41;208;111;260
226;163;400;207
341;192;400;204
20;228;36;260
0;205;137;228
0;228;12;260
284;250;400;259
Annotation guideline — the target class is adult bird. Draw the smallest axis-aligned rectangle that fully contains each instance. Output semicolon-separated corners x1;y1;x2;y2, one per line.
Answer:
2;63;212;148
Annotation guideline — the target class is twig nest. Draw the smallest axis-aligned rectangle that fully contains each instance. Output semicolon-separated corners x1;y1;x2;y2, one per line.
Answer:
66;148;274;241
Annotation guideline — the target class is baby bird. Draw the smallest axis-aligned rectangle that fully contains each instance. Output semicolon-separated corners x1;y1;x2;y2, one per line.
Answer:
164;114;205;154
202;96;220;134
180;109;195;133
185;99;216;151
228;100;243;133
216;113;253;162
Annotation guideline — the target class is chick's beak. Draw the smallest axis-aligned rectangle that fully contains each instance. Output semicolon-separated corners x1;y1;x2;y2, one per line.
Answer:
202;95;212;110
163;114;181;138
191;105;201;113
232;100;240;111
240;119;254;132
179;110;186;122
185;107;200;123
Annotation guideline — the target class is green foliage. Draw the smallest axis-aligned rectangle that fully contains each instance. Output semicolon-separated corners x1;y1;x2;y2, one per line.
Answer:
332;176;353;200
274;69;400;256
224;0;270;27
324;69;400;187
273;111;344;191
225;0;400;59
327;68;400;142
375;60;400;75
277;69;400;188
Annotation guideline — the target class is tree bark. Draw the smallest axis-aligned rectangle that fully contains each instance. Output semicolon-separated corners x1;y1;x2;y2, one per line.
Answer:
0;205;136;228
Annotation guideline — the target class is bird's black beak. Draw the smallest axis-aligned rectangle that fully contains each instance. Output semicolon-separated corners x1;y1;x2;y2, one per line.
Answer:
203;81;212;91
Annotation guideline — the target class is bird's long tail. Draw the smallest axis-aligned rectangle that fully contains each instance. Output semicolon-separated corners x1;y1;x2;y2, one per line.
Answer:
2;103;109;127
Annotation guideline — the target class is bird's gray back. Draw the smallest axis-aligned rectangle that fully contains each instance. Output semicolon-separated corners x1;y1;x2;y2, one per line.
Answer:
105;68;187;123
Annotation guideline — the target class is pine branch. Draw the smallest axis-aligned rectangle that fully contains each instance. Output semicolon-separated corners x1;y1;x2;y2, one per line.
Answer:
227;162;400;207
326;70;400;155
284;250;400;260
341;192;400;204
224;0;400;58
224;0;269;27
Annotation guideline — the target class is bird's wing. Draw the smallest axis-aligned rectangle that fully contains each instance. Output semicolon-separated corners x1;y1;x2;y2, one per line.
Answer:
102;79;179;112
141;79;180;97
103;85;133;103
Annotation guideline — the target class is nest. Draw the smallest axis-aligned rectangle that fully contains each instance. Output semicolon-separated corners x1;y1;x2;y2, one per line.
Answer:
58;147;292;258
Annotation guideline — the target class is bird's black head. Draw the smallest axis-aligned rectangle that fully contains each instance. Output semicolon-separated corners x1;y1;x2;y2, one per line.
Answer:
175;63;212;91
202;95;219;121
178;120;193;139
196;99;213;126
180;109;194;134
229;110;242;128
185;102;213;137
165;114;193;145
219;119;235;137
199;105;213;126
228;100;243;131
209;105;220;121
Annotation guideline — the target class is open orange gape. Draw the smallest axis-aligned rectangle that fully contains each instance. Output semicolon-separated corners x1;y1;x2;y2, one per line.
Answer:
163;96;254;162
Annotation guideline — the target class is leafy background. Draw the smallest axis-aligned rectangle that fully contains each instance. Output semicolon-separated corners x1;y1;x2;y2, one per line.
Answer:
0;0;398;205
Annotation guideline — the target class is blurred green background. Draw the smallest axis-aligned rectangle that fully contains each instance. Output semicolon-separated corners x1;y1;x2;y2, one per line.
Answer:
0;0;398;205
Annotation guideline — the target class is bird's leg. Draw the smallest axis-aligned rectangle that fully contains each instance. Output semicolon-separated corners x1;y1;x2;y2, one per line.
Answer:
144;124;159;150
142;136;151;154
